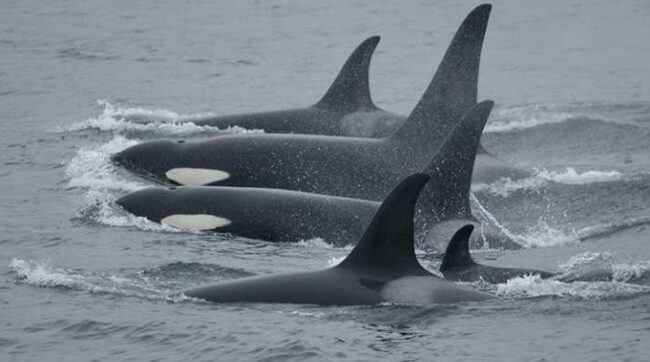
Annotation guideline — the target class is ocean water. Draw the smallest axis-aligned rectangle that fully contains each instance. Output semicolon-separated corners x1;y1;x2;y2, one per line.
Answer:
2;0;650;361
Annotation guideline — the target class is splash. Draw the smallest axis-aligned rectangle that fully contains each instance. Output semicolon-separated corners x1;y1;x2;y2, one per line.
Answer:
558;252;650;283
494;274;650;300
295;238;354;250
471;194;579;248
10;258;84;289
326;256;346;267
76;190;181;232
66;136;144;192
65;136;188;232
59;100;264;137
516;220;579;248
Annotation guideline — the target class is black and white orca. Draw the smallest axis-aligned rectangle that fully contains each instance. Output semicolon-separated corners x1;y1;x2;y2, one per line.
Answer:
182;36;405;138
117;100;518;249
182;174;494;305
113;5;509;192
440;225;555;283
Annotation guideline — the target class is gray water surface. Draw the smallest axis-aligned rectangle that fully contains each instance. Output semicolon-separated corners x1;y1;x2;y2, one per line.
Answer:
2;1;650;361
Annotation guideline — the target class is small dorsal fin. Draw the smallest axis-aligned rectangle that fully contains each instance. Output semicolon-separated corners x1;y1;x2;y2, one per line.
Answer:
338;173;430;274
418;100;494;221
391;4;491;144
440;225;477;271
315;36;380;112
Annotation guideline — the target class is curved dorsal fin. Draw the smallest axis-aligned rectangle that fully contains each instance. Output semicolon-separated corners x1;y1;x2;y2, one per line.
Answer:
440;225;477;271
391;4;491;144
418;100;494;221
315;36;380;112
338;173;430;274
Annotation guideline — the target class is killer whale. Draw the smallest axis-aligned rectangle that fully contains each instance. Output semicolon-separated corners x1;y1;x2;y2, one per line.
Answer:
113;5;501;192
182;174;493;305
182;36;405;138
440;225;555;283
117;186;378;245
116;100;518;249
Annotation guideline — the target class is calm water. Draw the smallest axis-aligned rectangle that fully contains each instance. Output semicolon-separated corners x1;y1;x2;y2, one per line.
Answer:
2;1;650;361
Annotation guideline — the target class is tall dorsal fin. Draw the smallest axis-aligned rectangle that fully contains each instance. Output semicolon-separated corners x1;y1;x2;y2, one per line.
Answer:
315;36;380;112
338;173;430;274
418;100;494;221
440;225;477;271
391;4;491;144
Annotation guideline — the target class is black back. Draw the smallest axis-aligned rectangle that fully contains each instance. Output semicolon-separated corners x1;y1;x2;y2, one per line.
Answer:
440;225;477;271
315;36;380;112
339;173;431;276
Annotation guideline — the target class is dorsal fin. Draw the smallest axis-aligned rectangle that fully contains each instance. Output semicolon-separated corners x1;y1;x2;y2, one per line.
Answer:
315;36;380;112
338;173;430;274
418;100;494;221
391;4;491;144
440;225;477;271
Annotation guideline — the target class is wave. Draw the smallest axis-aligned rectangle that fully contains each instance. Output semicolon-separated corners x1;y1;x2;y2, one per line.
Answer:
74;190;180;232
65;136;144;192
295;238;354;251
471;194;579;249
139;261;255;280
8;258;183;301
472;176;546;198
12;256;649;304
487;104;576;133
537;167;623;185
8;258;257;303
514;220;580;249
58;100;264;137
557;252;650;283
492;251;650;299
576;217;650;242
488;252;650;300
65;136;188;232
486;102;650;133
493;274;650;300
473;167;625;198
473;197;650;249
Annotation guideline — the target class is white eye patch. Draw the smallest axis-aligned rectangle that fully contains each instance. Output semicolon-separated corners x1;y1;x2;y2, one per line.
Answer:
165;168;230;186
161;214;231;230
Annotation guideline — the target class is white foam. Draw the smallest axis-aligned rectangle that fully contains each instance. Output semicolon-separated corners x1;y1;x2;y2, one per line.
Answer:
58;100;264;136
495;274;650;299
